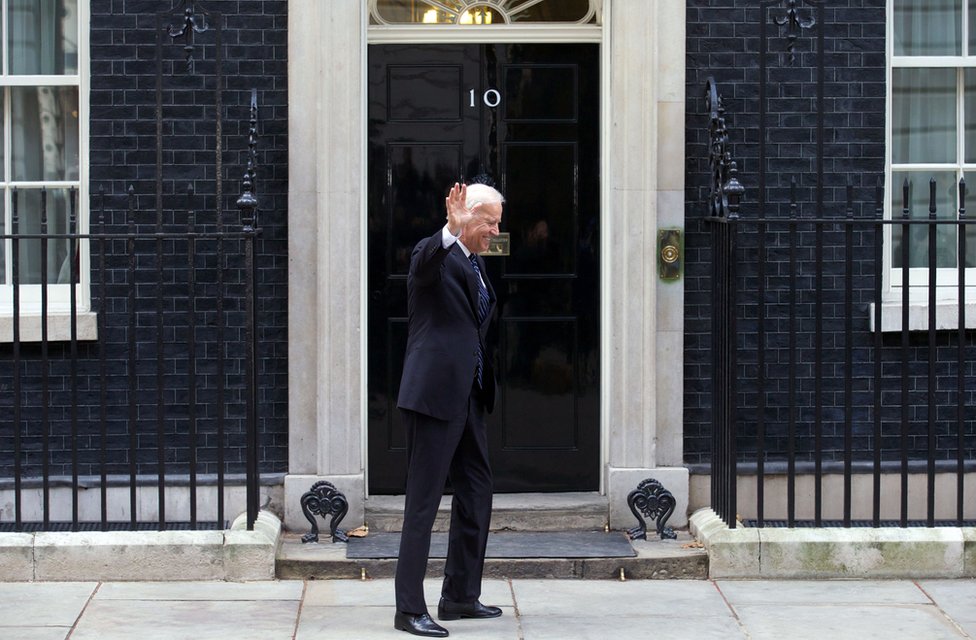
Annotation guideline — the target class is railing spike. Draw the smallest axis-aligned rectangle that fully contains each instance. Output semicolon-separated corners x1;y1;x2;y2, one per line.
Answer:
902;179;910;219
875;176;884;217
706;78;747;221
960;177;967;219
789;176;797;219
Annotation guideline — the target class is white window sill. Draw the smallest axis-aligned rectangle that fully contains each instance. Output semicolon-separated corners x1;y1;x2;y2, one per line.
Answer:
869;301;976;332
0;312;99;342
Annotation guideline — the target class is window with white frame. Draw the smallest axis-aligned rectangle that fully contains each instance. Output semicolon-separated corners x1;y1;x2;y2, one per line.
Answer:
889;0;976;300
0;0;85;315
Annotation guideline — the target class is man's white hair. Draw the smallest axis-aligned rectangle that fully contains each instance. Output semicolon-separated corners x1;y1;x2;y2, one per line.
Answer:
465;183;505;207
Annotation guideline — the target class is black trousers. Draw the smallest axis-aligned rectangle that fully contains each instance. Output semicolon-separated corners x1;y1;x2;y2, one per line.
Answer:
395;390;493;615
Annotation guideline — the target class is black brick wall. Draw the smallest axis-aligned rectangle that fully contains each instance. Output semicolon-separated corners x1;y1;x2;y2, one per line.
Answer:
684;0;976;466
0;0;288;479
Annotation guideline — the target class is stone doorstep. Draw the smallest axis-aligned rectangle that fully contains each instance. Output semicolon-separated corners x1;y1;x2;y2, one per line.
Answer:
281;492;707;580
275;530;708;581
363;492;610;533
690;508;976;579
0;511;283;582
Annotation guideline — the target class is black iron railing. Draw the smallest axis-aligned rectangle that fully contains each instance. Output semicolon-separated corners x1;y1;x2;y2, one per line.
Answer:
706;80;975;530
0;180;262;532
0;1;270;534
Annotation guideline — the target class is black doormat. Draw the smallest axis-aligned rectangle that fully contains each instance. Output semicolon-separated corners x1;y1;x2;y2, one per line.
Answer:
346;531;636;559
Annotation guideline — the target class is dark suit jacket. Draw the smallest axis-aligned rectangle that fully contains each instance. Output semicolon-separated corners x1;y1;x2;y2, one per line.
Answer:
397;228;497;421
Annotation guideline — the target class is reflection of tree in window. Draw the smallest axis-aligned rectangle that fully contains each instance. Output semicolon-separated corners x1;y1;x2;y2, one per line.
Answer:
3;1;81;286
890;1;976;284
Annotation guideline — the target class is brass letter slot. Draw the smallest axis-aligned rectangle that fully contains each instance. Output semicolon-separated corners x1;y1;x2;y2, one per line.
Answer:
484;232;510;257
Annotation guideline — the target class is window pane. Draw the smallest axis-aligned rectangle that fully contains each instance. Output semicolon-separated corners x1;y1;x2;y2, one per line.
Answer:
374;0;466;23
892;68;956;164
8;0;78;75
967;70;976;163
971;0;976;55
970;217;976;267
891;171;958;268
966;172;976;267
509;0;593;22
13;189;72;285
11;86;79;182
0;91;4;180
894;0;960;56
0;197;5;285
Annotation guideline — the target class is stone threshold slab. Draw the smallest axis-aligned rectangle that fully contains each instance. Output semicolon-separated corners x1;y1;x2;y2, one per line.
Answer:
347;531;637;559
277;530;707;580
364;492;610;532
690;507;976;579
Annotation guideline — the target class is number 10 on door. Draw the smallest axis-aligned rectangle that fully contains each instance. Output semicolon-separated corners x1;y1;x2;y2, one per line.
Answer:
470;88;501;108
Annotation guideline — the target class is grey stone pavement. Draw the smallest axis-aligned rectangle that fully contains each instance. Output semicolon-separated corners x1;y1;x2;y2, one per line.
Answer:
1;578;973;640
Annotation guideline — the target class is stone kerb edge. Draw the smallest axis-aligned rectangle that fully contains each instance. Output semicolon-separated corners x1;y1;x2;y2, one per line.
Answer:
3;511;282;581
689;507;760;578
0;533;35;581
758;526;966;579
226;510;284;581
34;530;227;581
691;508;975;579
964;527;976;577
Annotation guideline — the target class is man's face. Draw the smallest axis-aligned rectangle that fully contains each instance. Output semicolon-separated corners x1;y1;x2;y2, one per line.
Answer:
464;202;503;254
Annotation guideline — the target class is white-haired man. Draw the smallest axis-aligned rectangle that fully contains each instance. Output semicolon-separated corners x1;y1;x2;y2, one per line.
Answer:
394;181;505;637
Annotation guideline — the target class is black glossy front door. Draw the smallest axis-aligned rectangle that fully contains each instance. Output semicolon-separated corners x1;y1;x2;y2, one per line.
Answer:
367;43;600;493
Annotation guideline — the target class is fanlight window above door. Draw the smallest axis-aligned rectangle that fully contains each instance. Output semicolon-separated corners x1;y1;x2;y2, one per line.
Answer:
369;0;601;25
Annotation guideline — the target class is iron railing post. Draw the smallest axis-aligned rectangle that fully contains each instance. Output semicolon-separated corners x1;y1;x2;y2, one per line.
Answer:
843;181;854;527
872;178;884;527
927;178;938;527
787;179;797;528
958;179;968;526
127;185;138;530
706;77;743;528
97;187;109;531
69;188;80;531
11;189;22;529
238;88;260;530
724;210;740;529
900;179;910;527
40;189;50;530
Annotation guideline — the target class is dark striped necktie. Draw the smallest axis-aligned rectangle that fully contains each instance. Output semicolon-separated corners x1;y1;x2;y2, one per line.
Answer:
469;254;489;388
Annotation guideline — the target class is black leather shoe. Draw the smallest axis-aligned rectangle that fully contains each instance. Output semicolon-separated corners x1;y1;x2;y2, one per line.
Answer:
394;611;449;637
437;597;503;621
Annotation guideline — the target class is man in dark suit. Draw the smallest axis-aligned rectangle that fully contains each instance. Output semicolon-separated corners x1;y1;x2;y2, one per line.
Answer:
393;181;505;638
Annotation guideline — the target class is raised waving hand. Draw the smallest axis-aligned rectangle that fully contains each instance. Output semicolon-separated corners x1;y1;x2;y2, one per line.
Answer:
445;182;483;238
